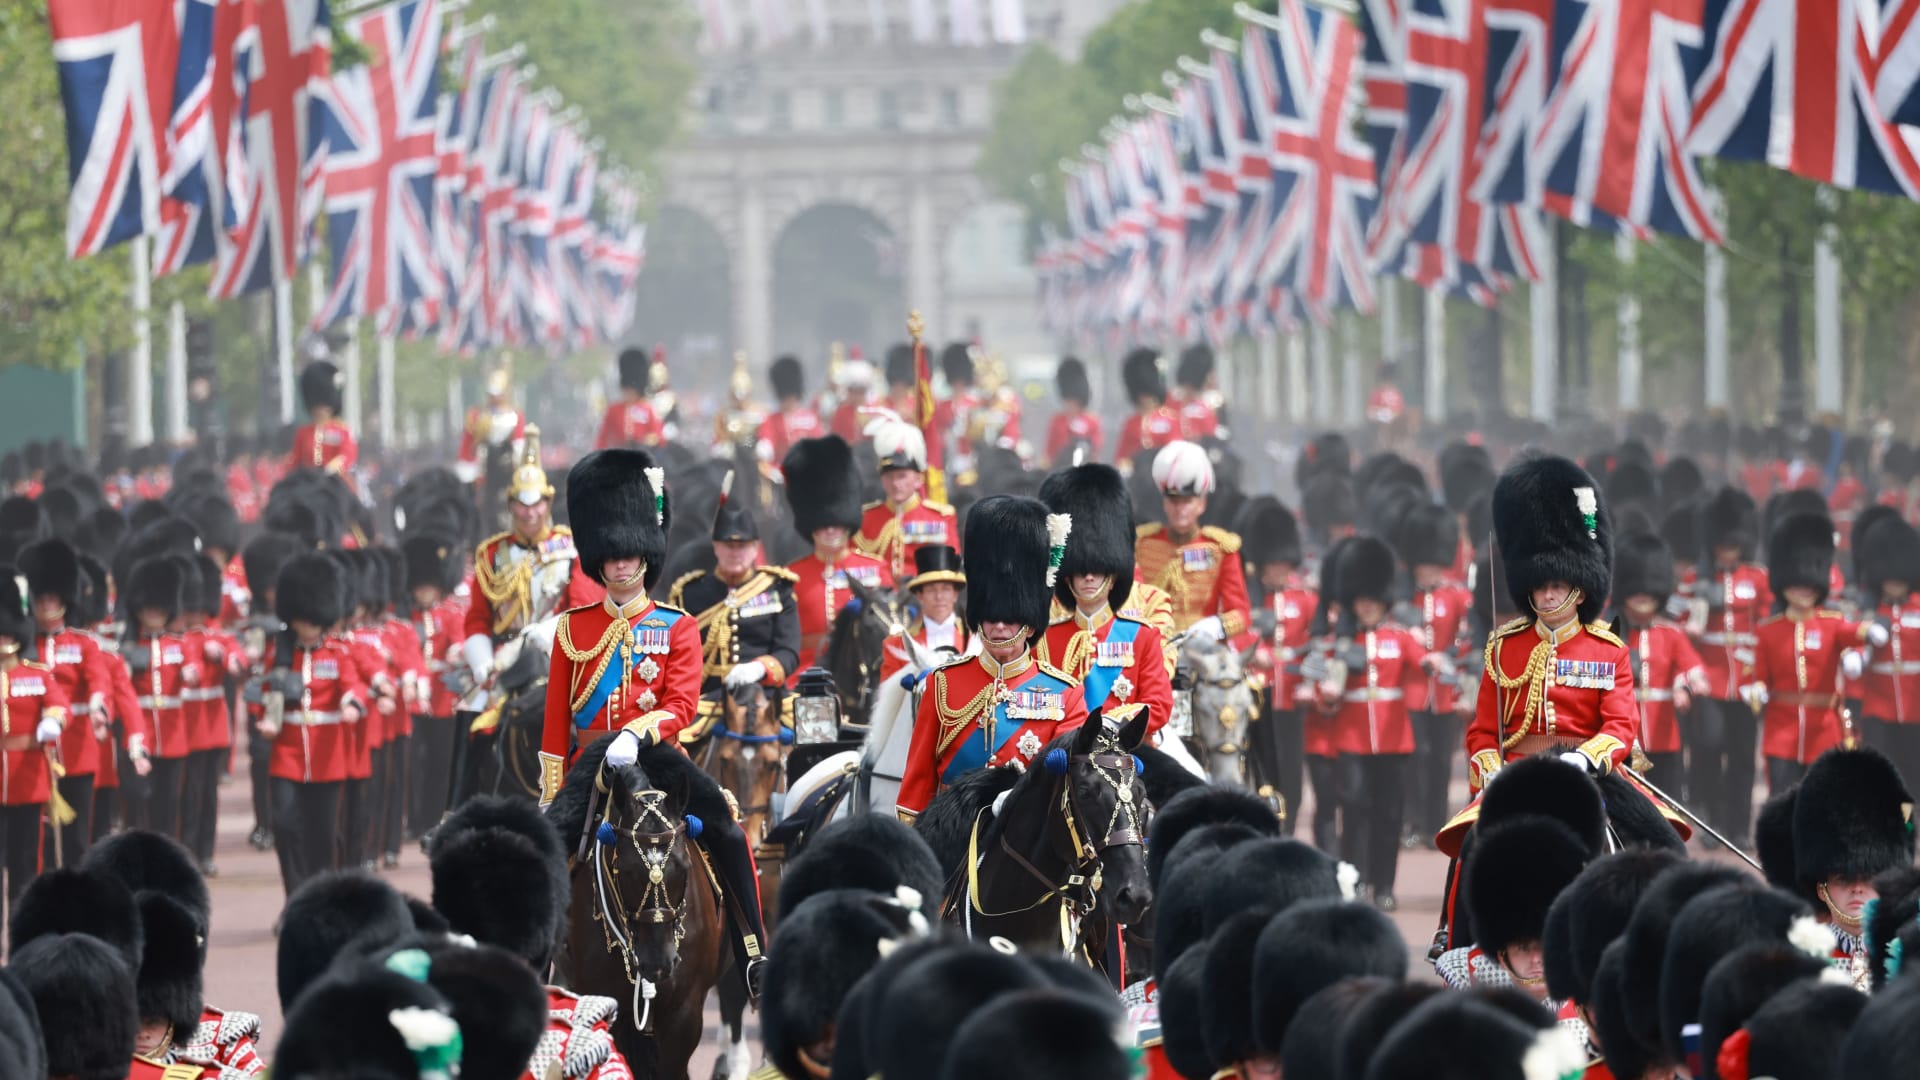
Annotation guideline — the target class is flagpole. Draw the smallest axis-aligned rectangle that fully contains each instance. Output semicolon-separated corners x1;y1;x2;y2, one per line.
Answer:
165;301;189;444
378;334;397;450
1530;233;1558;422
1813;186;1843;418
1616;235;1642;413
1339;314;1363;426
275;281;296;425
343;319;364;437
1423;286;1446;423
129;237;155;448
1703;188;1729;411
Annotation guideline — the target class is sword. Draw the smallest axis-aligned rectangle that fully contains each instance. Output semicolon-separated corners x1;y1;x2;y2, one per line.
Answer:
1628;767;1763;874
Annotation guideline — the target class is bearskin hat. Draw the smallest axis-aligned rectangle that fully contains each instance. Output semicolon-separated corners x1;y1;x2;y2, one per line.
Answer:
179;495;240;559
1237;495;1303;570
776;812;945;916
1492;455;1613;623
961;495;1057;634
1175;343;1214;390
1146;784;1280;889
1202;907;1275;1067
381;935;547;1080
782;436;864;542
939;989;1132;1080
1752;788;1798;895
1055;356;1091;406
1393;502;1460;571
1551;851;1683;1006
8;868;143;971
566;448;669;589
0;496;47;545
1151;844;1237;983
1301;473;1357;543
1298;431;1353;486
1364;992;1571;1080
1250;899;1406;1054
1866;867;1920;989
124;555;184;621
1120;347;1165;403
298;359;344;415
1156;948;1214;1080
11;933;135;1080
275;551;345;629
71;553;107;626
1612;531;1678;608
401;532;462;598
1319;980;1436;1080
1441;456;1497;517
769;354;807;402
274;959;455;1079
276;871;418;1011
0;967;43;1080
1660;502;1701;568
241;531;306;607
1696;945;1828;1080
1589;941;1659;1080
764;889;925;1080
17;538;81;615
1333;534;1397;607
1766;486;1829;535
1738;981;1868;1080
869;944;1048;1080
1618;862;1752;1067
933;342;971;388
185;552;222;616
129;890;206;1032
1767;510;1837;603
428;795;569;970
1606;459;1660;516
81;831;210;917
1842;975;1920;1077
617;345;649;393
1464;815;1589;961
1038;463;1135;612
1657;882;1814;1061
1858;513;1920;599
1477;755;1608;859
1699;486;1760;562
0;567;29;646
1791;746;1916;905
1200;837;1344;935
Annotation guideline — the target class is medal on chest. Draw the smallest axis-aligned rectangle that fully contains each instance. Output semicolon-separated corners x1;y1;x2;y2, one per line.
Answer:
1181;547;1217;574
1804;630;1823;651
1016;729;1042;760
313;658;340;681
1007;687;1065;721
736;592;782;619
1553;658;1615;689
902;519;948;544
9;677;44;698
1094;640;1134;668
1110;672;1135;702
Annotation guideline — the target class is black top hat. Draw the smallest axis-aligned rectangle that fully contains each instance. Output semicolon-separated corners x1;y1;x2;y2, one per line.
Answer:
905;545;964;591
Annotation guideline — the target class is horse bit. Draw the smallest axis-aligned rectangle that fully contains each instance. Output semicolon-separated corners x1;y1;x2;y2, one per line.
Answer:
591;787;687;1031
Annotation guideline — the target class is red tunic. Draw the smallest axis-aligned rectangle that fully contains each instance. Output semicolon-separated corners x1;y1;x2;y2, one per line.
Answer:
830;400;873;444
96;640;151;792
1367;384;1405;424
1114;406;1182;462
218;554;251;625
1133;525;1253;638
459;404;527;467
1174;395;1219;439
755;407;823;466
0;661;68;806
593;399;663;449
1262;585;1318;711
1694;564;1773;699
380;616;428;735
1407;584;1472;714
1466;620;1638;791
346;629;391;777
181;626;236;754
1035;609;1175;735
167;1005;265;1078
896;651;1088;818
461;529;603;643
1860;595;1920;723
541;597;702;762
413;597;468;717
1830;476;1865;545
1043;411;1104;463
289;420;357;476
1750;610;1867;764
1621;620;1705;755
855;494;959;581
785;552;892;681
523;988;634;1080
256;640;371;785
1317;625;1427;756
879;619;970;683
32;626;114;778
130;634;192;761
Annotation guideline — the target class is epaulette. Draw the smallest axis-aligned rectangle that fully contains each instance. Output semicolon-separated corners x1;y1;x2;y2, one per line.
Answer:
1136;522;1164;539
552;524;573;537
1049;609;1075;626
1585;622;1625;648
1758;613;1786;628
1493;616;1533;639
757;565;799;583
924;499;954;514
475;529;512;554
666;570;706;607
862;499;884;512
1818;608;1846;619
20;659;51;673
1035;658;1077;685
1199;525;1243;553
653;600;689;617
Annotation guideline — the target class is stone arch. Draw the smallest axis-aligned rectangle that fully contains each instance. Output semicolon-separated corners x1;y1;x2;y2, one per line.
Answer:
764;174;908;250
631;204;735;369
770;202;905;360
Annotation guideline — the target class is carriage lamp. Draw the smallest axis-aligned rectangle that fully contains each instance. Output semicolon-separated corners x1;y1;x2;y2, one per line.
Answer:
793;667;842;745
1167;671;1195;738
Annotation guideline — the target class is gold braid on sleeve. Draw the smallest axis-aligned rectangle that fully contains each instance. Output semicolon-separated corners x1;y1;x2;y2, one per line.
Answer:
561;616;630;715
934;675;999;758
1484;632;1553;751
474;546;536;635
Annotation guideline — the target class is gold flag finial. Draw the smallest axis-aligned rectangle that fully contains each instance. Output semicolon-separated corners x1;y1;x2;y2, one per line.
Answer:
908;310;925;345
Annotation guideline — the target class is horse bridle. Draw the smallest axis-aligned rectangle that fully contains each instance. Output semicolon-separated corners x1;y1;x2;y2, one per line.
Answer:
590;784;691;1030
1187;665;1252;759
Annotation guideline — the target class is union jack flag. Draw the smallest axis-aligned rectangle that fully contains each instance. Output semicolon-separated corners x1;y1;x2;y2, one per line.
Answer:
1875;0;1920;126
1529;0;1718;239
1688;0;1920;197
47;0;190;257
154;0;232;274
313;0;443;330
553;130;601;348
591;181;644;343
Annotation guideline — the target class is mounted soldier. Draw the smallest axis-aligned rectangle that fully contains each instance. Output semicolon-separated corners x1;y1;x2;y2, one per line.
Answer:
289;360;356;480
782;436;891;682
456;365;528;525
855;414;959;582
1133;441;1251;643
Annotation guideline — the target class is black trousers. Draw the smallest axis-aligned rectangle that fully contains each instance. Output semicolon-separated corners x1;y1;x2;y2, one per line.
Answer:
1340;754;1409;898
1644;751;1686;800
91;786;116;843
1408;711;1458;839
342;776;372;868
408;715;454;838
183;749;222;864
1767;757;1808;794
1306;755;1343;858
0;804;40;905
378;736;408;858
249;729;274;834
43;774;92;869
707;815;768;980
1248;705;1304;835
1688;697;1758;845
147;756;188;841
272;778;343;898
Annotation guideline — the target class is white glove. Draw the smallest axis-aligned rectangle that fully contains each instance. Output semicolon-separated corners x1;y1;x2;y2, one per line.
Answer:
461;633;496;684
1843;650;1866;680
606;729;642;769
724;661;767;689
1559;750;1595;775
452;459;482;484
1867;621;1892;648
35;718;61;745
1189;616;1227;643
522;617;560;661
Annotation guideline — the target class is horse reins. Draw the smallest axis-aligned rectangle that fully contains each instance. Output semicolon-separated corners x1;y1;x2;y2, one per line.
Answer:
590;785;687;1033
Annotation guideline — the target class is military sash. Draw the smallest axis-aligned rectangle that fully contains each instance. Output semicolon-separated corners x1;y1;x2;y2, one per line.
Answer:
1082;618;1141;711
940;672;1068;784
572;609;682;730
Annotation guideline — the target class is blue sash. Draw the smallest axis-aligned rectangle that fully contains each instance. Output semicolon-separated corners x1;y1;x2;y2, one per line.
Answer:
572;608;683;729
1081;618;1141;711
938;669;1069;784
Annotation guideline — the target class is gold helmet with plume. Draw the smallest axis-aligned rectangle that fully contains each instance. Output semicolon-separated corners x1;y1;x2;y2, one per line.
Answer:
508;424;555;505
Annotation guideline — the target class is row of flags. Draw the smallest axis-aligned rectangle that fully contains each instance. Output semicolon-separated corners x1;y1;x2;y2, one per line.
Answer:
49;0;645;354
1038;0;1920;347
697;0;1029;53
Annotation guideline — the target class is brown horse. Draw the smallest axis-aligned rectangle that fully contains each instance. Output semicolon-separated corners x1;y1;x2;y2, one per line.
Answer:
692;681;789;847
548;735;730;1080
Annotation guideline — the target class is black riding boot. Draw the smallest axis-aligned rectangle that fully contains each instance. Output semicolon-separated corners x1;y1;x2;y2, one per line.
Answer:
706;816;769;1003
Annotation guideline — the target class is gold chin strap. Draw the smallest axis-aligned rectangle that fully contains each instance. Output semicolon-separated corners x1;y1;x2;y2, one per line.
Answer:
605;564;647;591
1530;587;1583;618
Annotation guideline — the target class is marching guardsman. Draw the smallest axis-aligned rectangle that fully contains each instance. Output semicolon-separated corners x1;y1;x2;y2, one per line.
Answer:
0;569;67;898
456;365;527;484
1133;441;1251;642
879;545;969;683
1238;496;1315;831
595;346;667;450
930;343;982;473
1044;356;1103;465
403;531;466;840
20;538;121;862
855;415;959;581
1609;532;1706;786
1391;503;1472;847
1464;456;1637;795
289;360;356;478
782;437;892;682
180;554;240;876
1744;512;1883;792
895;495;1089;821
1113;348;1181;469
1170;344;1221;440
536;451;770;1000
1035;463;1174;736
124;556;192;842
756;354;823;468
1691;486;1770;848
668;472;801;736
1851;511;1920;782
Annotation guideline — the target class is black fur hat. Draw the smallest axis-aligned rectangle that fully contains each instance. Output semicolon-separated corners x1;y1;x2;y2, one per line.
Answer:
1301;473;1358;542
133;891;207;1032
1120;347;1165;403
1238;495;1302;569
618;345;649;392
1756;788;1799;892
1322;980;1435;1080
275;550;346;629
1840;976;1920;1078
1250;898;1406;1054
242;531;307;601
1146;784;1279;889
1441;457;1497;516
1333;534;1397;607
1392;502;1460;571
1055;356;1091;406
1792;746;1916;904
298;359;344;415
0;967;44;1080
939;342;974;387
1363;992;1565;1080
868;944;1048;1080
764;889;925;1079
1767;510;1836;602
1606;459;1660;515
1464;815;1589;960
11;933;135;1080
124;554;184;621
384;934;548;1080
1696;945;1827;1080
81;830;211;920
939;989;1131;1080
1202;908;1275;1068
1150;844;1236;983
776;812;945;917
17;538;81;615
180;494;241;558
1038;463;1135;612
1155;947;1213;1080
1660;501;1701;568
567;448;669;589
274;960;455;1079
770;354;806;401
427;795;569;970
1857;513;1920;598
1199;837;1344;938
8;868;143;970
1491;455;1613;623
187;552;223;615
782;436;864;542
1865;867;1920;989
1658;457;1706;512
1657;882;1814;1061
1618;862;1752;1068
879;343;913;390
1612;530;1678;607
1590;941;1659;1080
0;568;28;645
402;531;462;596
1175;343;1214;390
1477;754;1607;859
275;870;417;1011
961;494;1058;634
1700;486;1760;562
1551;850;1682;1005
1741;980;1867;1080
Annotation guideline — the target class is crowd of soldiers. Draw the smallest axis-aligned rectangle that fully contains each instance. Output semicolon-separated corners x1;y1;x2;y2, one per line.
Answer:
0;335;1915;1079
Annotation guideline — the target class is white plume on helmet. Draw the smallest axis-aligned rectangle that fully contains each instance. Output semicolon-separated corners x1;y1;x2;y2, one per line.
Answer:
864;412;928;471
1152;440;1216;496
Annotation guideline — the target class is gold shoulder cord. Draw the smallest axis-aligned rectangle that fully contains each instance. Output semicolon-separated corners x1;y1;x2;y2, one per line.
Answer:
474;541;536;634
559;614;629;715
1483;629;1552;751
934;673;1000;758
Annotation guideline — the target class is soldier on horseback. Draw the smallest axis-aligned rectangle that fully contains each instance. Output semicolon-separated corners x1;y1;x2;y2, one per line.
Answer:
782;437;892;683
855;414;959;582
1133;441;1251;643
537;450;771;1001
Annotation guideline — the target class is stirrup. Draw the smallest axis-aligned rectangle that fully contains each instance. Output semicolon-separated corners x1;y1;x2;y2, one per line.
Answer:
744;955;767;1005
